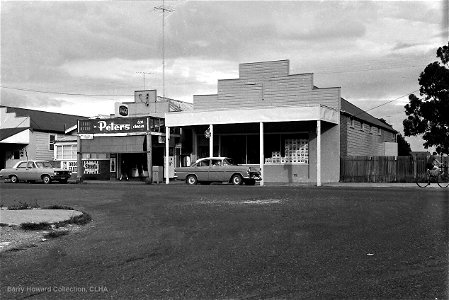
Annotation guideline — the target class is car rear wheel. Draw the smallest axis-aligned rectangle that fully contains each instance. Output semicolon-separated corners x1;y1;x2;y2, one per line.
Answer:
231;174;243;185
186;175;198;185
10;175;18;183
42;175;51;184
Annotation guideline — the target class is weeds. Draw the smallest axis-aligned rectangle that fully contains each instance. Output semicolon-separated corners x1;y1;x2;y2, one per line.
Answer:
55;212;92;227
8;200;40;210
20;222;51;230
42;205;75;210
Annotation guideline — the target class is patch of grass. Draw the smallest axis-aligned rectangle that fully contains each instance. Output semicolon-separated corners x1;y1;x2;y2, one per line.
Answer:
20;222;51;230
8;200;40;210
43;205;75;210
44;230;69;239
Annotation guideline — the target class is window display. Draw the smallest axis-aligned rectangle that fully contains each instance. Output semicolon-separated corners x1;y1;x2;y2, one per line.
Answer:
265;138;308;164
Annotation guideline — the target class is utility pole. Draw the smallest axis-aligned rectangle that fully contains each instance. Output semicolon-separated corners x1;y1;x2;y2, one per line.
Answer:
136;72;152;90
154;0;173;103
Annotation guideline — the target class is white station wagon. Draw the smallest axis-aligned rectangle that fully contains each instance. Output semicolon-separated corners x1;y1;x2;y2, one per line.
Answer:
0;160;72;184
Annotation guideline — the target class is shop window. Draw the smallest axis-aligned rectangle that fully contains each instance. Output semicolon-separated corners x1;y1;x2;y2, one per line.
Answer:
378;128;382;136
13;151;20;159
49;134;56;150
264;133;309;164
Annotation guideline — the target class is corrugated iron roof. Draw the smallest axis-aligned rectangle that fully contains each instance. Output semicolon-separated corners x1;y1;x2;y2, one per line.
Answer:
340;98;396;132
0;127;29;142
1;106;87;133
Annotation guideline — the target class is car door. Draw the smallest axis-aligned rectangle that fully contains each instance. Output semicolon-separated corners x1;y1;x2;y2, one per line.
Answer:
209;159;225;182
222;158;237;180
195;159;210;182
27;161;42;181
14;162;28;180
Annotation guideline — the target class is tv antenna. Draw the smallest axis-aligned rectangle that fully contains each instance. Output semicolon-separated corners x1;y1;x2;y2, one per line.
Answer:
154;0;174;103
136;72;152;90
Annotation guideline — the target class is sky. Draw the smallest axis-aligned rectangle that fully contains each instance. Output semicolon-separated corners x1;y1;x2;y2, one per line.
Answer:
1;0;447;151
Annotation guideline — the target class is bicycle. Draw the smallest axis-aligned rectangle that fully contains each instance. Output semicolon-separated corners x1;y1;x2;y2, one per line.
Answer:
415;163;449;188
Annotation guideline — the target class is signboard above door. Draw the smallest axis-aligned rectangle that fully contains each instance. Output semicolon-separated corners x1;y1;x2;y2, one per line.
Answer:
78;117;148;134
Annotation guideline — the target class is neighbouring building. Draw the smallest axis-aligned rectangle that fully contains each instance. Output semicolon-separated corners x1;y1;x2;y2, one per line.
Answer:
164;59;397;185
0;106;86;169
72;91;192;181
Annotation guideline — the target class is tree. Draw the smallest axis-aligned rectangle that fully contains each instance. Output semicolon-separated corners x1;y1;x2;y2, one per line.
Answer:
403;42;449;154
396;134;412;156
379;118;411;156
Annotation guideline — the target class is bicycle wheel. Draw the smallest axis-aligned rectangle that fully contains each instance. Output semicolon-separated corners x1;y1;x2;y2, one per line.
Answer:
415;173;430;188
437;173;449;188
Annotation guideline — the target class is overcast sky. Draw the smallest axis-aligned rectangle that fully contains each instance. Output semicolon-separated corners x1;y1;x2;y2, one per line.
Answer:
1;0;447;151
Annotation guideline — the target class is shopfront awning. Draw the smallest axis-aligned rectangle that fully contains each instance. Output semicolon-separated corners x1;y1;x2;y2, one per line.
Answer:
165;105;339;127
0;128;30;144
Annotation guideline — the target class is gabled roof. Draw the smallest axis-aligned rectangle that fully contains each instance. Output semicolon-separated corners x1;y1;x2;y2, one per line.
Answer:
1;106;88;134
340;99;396;132
0;127;29;141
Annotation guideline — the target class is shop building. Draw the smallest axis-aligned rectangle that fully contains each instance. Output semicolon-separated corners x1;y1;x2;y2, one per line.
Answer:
74;91;192;181
164;59;397;185
0;106;85;169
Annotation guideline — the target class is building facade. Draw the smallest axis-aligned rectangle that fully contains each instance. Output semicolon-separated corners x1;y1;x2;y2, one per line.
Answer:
165;59;397;185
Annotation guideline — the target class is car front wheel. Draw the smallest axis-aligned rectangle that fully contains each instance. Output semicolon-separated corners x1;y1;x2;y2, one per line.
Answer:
42;175;51;184
10;175;18;183
186;175;198;185
231;174;243;185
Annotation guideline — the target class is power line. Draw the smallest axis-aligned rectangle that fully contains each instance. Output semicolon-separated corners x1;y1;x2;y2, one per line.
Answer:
351;89;420;120
0;86;132;97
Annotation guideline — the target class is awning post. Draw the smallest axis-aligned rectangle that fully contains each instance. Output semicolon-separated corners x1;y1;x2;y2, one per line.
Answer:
209;124;214;157
165;127;170;184
260;122;264;186
317;120;321;186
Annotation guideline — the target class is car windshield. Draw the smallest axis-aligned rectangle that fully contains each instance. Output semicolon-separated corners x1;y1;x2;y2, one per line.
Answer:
35;162;53;168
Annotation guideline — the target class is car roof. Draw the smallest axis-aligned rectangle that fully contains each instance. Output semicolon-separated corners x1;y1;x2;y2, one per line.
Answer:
196;157;229;161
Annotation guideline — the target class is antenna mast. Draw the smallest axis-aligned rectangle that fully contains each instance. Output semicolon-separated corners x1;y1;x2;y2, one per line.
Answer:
154;0;174;103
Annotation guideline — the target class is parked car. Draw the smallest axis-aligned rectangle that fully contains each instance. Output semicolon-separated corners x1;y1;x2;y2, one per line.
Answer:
175;157;261;185
0;160;72;184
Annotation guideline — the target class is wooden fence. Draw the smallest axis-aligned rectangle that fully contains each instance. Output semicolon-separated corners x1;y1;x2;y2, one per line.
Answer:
340;156;449;183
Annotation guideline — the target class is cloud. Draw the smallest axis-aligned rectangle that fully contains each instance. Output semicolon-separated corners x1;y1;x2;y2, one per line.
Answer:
1;89;72;110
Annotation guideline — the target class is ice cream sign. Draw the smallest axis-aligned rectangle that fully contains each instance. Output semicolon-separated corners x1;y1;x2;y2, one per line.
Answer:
78;117;148;134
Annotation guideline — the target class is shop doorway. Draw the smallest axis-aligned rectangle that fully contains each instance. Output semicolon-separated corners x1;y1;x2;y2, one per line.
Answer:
118;153;148;180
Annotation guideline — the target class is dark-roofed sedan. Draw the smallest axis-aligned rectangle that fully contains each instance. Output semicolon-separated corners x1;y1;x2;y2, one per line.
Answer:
175;157;261;185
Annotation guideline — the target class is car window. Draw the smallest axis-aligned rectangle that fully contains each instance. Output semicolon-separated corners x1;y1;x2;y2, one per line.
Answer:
197;159;210;167
35;162;53;168
211;159;222;166
27;162;35;168
223;158;236;166
16;162;27;169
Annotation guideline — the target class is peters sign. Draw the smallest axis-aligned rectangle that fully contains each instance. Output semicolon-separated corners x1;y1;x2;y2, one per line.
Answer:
78;117;148;134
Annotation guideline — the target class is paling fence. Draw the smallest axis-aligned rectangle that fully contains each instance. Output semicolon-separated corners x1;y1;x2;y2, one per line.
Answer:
340;156;449;183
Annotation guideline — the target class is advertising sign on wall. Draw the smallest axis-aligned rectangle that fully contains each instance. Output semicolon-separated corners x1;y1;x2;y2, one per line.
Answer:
84;160;99;174
78;117;148;134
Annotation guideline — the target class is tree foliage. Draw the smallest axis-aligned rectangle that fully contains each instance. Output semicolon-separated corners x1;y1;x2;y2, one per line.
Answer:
396;134;412;156
403;42;449;154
